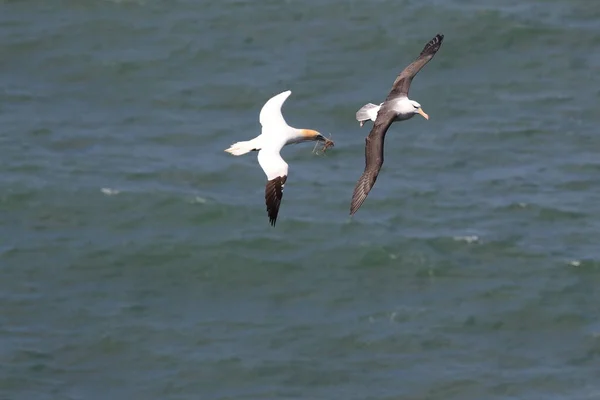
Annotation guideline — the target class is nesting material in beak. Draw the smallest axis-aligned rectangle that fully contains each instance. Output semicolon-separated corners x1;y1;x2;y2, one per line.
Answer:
312;135;335;155
321;138;335;152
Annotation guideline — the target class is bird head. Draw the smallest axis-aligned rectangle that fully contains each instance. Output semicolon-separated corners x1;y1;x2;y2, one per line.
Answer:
409;100;429;120
301;129;327;142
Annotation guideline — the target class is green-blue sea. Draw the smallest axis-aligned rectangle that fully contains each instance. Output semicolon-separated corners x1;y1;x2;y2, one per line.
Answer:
2;1;600;399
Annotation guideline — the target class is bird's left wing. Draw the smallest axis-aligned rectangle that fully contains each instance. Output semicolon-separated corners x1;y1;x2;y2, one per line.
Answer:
387;33;444;100
259;90;292;131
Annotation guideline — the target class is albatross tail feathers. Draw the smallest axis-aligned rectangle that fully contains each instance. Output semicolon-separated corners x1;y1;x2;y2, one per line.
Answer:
355;103;380;126
224;140;259;156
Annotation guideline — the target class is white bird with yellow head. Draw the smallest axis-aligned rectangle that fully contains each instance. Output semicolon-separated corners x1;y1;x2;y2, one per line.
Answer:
225;90;332;226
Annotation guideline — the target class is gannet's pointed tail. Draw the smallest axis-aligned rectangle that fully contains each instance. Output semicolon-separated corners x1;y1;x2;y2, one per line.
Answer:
355;103;381;127
224;140;259;156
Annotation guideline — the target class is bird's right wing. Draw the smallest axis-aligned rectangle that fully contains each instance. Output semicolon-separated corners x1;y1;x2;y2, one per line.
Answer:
258;149;289;226
349;110;397;216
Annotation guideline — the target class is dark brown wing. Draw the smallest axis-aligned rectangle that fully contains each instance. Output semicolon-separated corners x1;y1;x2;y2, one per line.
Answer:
265;175;287;226
349;110;397;215
386;33;444;100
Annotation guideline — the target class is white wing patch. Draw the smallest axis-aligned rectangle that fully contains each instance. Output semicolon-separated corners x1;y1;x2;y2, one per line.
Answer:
257;148;288;181
259;90;292;130
259;148;289;227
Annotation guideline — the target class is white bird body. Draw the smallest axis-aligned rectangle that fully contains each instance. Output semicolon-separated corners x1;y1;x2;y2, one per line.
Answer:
355;97;426;127
225;90;328;226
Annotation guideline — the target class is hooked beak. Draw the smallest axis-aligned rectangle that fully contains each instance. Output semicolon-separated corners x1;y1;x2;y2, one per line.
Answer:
416;108;429;120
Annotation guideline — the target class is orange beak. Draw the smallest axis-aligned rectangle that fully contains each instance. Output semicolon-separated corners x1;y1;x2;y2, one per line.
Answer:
416;108;429;120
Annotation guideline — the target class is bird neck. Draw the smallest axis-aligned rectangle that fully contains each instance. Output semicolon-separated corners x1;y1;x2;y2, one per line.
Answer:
392;97;416;116
286;128;313;145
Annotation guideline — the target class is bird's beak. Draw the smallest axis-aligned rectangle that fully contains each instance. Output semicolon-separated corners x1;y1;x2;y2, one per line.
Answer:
417;108;429;120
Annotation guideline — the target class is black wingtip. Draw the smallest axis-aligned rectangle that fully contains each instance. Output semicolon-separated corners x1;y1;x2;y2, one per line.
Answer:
265;175;287;228
349;196;362;216
349;183;368;217
349;203;362;217
420;33;444;56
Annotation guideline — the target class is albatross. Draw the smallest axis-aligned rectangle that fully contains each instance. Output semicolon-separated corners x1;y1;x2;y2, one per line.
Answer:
225;90;333;226
350;33;444;216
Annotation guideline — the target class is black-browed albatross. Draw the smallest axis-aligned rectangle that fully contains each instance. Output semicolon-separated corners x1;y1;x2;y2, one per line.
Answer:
350;33;444;216
225;90;333;226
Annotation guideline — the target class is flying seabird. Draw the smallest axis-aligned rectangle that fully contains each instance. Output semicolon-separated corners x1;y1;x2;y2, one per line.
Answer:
350;33;444;216
225;90;333;226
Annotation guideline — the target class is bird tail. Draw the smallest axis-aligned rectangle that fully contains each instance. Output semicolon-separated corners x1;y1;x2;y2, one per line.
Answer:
355;103;380;127
224;140;259;156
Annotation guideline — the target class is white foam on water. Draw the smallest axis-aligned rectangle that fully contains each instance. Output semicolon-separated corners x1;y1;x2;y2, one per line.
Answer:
453;235;479;244
101;188;120;196
190;196;207;204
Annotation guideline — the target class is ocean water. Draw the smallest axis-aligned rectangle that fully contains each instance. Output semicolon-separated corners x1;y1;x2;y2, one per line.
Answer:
2;0;600;399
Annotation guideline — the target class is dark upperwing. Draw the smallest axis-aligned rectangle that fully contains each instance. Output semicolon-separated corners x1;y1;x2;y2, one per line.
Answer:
385;33;444;101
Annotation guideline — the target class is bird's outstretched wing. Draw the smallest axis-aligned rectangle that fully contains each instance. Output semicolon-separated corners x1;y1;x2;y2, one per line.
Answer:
264;175;287;226
349;110;397;215
258;149;289;226
259;90;292;131
386;33;444;100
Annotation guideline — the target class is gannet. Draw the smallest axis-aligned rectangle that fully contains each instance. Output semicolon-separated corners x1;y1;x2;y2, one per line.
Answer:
350;33;444;216
225;90;332;226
